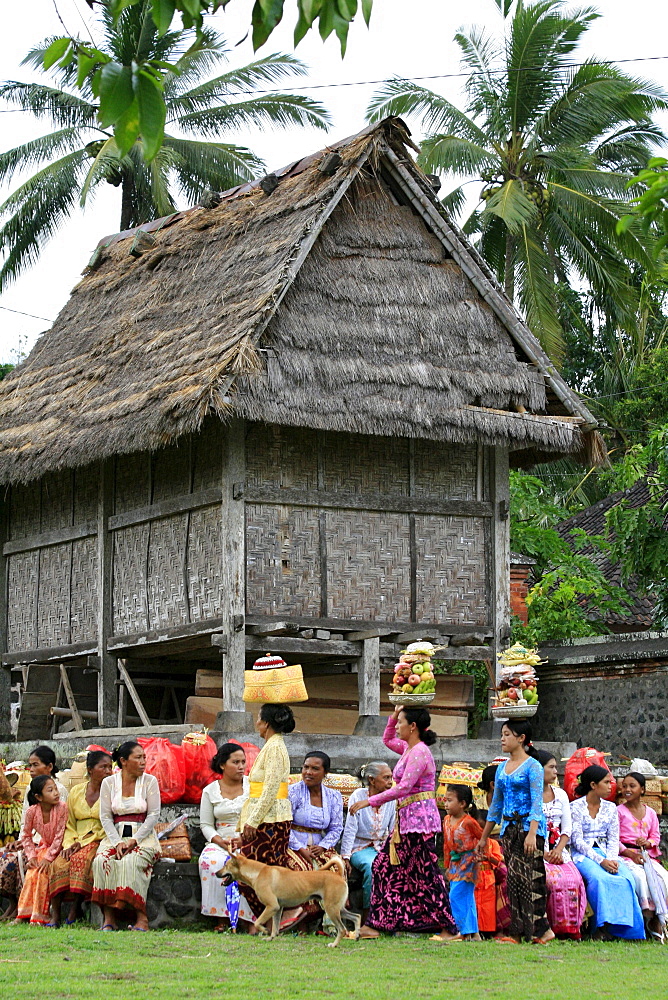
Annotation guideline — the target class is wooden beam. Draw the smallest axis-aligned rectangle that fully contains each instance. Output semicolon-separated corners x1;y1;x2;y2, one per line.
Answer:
242;485;493;519
2;521;96;557
59;663;83;732
108;486;221;532
221;419;246;714
108;616;225;652
245;622;299;637
346;627;394;641
117;659;151;727
357;637;380;717
245;635;362;657
2;640;97;666
96;460;115;726
245;614;492;636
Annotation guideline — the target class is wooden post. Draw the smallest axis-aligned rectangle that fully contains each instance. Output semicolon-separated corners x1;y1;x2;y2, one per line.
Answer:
0;494;10;735
214;419;252;734
59;663;83;732
490;446;511;687
96;460;117;726
353;637;382;735
117;659;151;727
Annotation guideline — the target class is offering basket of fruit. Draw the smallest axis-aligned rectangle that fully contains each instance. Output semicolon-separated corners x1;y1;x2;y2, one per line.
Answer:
389;641;439;705
491;643;543;719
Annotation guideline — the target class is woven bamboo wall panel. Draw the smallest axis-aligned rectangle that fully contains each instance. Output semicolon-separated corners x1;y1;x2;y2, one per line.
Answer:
246;503;321;615
146;514;189;629
37;543;71;646
414;515;487;624
153;441;191;502
70;537;97;641
8;481;40;540
73;464;98;524
326;510;411;620
187;505;223;621
6;551;38;650
246;424;318;489
112;524;149;634
192;420;223;492
413;441;477;500
40;470;72;532
114;452;150;513
322;432;410;495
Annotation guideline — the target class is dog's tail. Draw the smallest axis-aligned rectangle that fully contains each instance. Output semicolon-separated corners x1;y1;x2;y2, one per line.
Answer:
320;857;346;878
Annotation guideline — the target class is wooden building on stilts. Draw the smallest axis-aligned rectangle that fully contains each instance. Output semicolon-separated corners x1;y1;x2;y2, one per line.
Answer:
0;119;601;741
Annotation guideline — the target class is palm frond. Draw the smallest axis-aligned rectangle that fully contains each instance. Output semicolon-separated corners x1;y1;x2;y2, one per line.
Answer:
79;136;121;206
164;135;262;204
484;179;540;234
173;93;330;135
366;79;487;144
418;135;498;178
440;185;469;219
0;81;97;127
168;53;311;108
0;128;85;186
454;27;505;130
164;28;229;96
515;224;564;360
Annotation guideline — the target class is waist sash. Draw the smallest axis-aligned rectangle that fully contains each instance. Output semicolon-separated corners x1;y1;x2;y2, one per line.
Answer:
112;812;146;826
292;824;325;835
249;781;289;800
390;791;436;866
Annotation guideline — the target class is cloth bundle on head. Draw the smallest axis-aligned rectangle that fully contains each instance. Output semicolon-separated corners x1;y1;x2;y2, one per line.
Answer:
243;654;308;704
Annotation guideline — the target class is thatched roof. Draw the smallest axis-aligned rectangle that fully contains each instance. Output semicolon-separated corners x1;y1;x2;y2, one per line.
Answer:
0;118;598;484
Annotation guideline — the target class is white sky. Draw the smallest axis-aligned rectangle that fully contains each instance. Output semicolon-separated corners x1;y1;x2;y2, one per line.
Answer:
1;0;668;362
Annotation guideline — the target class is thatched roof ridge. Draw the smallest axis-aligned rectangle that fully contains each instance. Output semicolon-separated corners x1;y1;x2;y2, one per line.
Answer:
0;118;597;484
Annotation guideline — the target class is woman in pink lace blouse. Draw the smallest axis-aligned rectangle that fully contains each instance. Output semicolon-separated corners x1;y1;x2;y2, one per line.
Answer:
349;705;457;939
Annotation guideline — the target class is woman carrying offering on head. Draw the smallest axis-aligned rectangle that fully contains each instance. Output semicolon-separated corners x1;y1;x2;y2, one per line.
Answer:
570;765;645;940
91;741;161;932
0;746;68;922
475;721;554;944
198;743;253;932
16;776;67;925
617;771;668;938
341;762;395;924
474;766;511;937
49;750;113;926
433;784;482;943
535;750;586;940
348;705;457;940
236;704;295;925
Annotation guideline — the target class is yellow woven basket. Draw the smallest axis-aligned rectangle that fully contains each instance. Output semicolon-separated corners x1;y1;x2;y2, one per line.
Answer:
243;664;308;704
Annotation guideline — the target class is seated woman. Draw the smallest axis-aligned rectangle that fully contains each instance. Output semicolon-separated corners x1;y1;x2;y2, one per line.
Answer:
618;771;668;938
49;750;113;926
198;742;253;931
16;776;68;925
535;750;586;940
570;764;645;940
0;746;68;922
341;762;395;922
91;741;160;932
474;765;510;938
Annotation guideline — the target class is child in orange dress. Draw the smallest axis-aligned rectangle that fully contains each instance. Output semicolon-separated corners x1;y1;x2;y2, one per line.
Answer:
432;784;482;942
16;776;67;926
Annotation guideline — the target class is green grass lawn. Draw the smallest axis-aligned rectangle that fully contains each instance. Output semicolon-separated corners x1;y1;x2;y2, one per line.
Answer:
0;925;662;1000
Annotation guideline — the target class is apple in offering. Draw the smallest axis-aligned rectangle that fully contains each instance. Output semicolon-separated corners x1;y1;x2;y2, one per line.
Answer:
391;641;437;695
494;643;542;708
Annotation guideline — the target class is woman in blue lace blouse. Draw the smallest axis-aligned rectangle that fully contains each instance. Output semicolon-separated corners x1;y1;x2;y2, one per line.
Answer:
476;720;553;943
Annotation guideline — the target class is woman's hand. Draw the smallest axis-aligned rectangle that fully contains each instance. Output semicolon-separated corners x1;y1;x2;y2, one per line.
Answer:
601;858;618;874
475;837;488;862
523;833;537;856
635;836;651;849
349;799;370;816
545;847;563;865
211;835;227;849
241;824;256;845
37;859;50;873
344;858;352;876
391;705;404;719
624;849;643;865
298;847;313;863
26;857;40;869
62;843;81;861
310;845;326;859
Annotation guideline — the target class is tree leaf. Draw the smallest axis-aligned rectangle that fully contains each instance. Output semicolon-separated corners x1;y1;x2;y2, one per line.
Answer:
110;0;140;19
252;0;286;51
135;70;166;161
336;0;357;20
76;52;98;90
361;0;373;26
113;96;141;157
151;0;177;35
484;179;539;233
43;38;71;71
98;62;134;128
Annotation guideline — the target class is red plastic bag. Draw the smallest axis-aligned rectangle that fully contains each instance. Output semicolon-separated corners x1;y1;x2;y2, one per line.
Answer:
563;747;617;802
85;744;110;755
229;740;261;775
137;737;186;805
181;733;218;804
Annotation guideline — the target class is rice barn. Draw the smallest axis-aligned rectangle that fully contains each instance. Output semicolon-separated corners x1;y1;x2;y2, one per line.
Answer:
0;119;600;742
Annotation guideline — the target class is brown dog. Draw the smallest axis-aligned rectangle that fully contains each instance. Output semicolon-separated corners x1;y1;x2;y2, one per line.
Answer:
218;853;360;947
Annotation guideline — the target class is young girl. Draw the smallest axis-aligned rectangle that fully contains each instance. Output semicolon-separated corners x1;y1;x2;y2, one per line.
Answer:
432;784;482;943
474;765;511;937
617;771;668;937
16;776;67;925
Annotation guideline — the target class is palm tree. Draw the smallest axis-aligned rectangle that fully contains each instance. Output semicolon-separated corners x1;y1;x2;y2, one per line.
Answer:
0;3;330;291
367;0;666;360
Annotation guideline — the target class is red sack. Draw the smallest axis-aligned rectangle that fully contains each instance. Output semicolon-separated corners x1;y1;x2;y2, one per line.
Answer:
181;733;218;804
137;737;186;805
229;740;261;775
85;744;111;755
563;747;617;802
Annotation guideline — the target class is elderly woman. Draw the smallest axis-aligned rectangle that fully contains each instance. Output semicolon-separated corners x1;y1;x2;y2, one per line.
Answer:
0;746;68;922
91;741;160;932
341;762;395;922
198;742;252;931
49;750;113;926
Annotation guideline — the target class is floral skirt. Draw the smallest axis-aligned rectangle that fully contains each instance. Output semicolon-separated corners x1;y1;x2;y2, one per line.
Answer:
545;858;587;939
199;842;254;926
91;835;160;912
17;847;52;925
50;841;100;900
500;822;549;940
237;821;291;919
366;832;457;934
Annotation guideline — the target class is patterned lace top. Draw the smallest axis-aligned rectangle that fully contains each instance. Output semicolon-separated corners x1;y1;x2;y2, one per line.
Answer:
367;716;440;835
570;797;620;865
487;757;547;839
